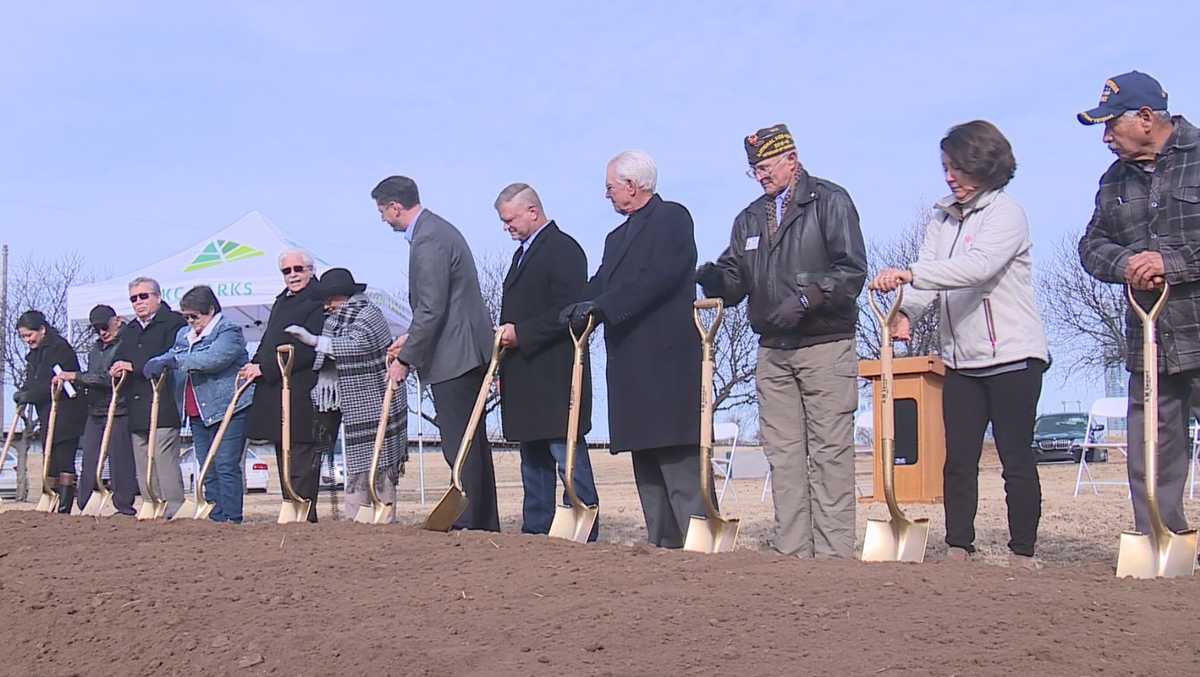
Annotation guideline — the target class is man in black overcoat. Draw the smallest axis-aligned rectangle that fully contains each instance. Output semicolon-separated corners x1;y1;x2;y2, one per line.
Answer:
240;249;326;522
494;183;599;540
562;150;704;548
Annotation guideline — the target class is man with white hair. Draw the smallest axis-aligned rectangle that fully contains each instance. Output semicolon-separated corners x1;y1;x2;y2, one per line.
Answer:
240;249;327;522
560;151;704;548
1078;71;1200;537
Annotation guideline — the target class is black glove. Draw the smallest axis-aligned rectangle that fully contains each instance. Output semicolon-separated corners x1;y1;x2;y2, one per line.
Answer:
12;390;28;405
695;263;725;299
766;286;825;328
559;301;603;334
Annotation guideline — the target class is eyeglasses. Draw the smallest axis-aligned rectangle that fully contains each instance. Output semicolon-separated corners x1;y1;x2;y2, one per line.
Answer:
183;312;204;322
745;157;790;179
280;265;309;275
129;292;154;303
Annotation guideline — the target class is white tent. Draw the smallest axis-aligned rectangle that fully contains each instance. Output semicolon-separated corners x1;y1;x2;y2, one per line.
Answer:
68;211;410;338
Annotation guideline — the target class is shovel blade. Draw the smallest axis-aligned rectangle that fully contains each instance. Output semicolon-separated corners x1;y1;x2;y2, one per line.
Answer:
683;515;740;553
1117;529;1199;578
355;503;395;525
277;499;311;525
81;492;115;517
35;492;59;514
548;503;598;543
194;501;215;521
136;499;166;521
172;499;198;521
423;487;468;532
861;517;930;563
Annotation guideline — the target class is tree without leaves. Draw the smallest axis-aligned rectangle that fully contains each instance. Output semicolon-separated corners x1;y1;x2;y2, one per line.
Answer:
857;209;941;360
3;251;97;390
1037;230;1126;377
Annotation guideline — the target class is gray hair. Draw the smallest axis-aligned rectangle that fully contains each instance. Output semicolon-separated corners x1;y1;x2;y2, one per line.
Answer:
277;248;315;268
608;150;657;192
494;182;544;212
1121;109;1171;121
127;276;161;294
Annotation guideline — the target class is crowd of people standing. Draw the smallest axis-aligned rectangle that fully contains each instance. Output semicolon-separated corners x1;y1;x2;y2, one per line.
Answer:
9;69;1198;565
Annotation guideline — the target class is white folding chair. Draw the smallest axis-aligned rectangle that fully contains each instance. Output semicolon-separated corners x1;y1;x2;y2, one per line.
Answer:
1188;419;1200;500
1074;396;1130;497
711;422;740;503
712;425;773;508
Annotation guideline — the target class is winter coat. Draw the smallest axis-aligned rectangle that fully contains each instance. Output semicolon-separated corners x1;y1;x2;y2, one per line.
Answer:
167;314;255;428
112;304;187;433
901;190;1050;370
312;295;406;475
583;194;701;452
78;335;126;418
498;221;592;442
245;284;326;443
20;328;87;442
711;169;867;349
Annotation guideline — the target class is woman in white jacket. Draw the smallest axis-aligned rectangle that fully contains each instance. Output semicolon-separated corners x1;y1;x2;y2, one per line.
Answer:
871;120;1049;566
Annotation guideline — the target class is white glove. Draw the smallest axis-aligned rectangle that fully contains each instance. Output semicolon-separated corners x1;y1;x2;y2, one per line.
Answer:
284;324;318;347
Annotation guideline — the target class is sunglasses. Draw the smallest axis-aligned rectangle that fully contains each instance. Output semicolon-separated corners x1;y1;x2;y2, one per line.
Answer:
129;292;155;303
183;312;205;322
280;266;309;275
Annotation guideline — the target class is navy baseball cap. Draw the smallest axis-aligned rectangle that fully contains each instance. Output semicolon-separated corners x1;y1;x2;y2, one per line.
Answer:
1078;71;1168;125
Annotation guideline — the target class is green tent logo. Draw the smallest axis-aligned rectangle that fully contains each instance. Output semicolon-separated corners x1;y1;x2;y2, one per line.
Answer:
184;239;265;272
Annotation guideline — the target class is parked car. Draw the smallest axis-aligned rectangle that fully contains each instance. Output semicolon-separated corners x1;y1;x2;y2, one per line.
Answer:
0;449;17;498
180;444;270;493
319;440;345;490
1031;412;1103;464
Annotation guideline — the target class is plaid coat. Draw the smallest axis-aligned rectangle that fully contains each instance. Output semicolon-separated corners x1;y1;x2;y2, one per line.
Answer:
312;295;407;474
1079;116;1200;374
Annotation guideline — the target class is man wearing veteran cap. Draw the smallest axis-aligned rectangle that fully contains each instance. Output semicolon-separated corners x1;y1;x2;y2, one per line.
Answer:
696;124;867;558
1078;71;1200;536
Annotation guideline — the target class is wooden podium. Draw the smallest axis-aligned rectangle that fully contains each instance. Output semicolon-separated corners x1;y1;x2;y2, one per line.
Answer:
858;355;946;504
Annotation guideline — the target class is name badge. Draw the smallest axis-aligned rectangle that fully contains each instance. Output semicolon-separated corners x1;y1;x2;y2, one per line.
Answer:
745;236;760;251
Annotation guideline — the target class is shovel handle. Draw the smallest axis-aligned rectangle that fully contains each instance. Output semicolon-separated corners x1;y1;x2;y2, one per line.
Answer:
693;298;725;344
563;316;594;510
94;373;128;498
694;300;724;522
1129;282;1173;543
274;345;303;502
0;405;27;474
195;374;257;506
450;330;505;491
276;344;295;377
366;362;398;510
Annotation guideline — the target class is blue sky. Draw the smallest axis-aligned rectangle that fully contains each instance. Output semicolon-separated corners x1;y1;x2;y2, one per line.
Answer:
4;2;1199;431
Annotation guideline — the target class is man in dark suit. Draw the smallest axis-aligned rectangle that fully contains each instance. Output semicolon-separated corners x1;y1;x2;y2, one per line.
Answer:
561;151;704;548
494;183;599;540
372;175;500;532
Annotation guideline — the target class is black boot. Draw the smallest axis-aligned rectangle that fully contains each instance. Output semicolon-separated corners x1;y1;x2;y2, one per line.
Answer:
57;474;76;514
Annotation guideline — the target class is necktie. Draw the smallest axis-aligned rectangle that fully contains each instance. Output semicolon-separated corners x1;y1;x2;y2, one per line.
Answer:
767;183;794;240
512;243;525;270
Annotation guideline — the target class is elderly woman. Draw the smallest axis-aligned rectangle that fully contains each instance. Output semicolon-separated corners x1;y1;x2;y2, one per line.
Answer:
14;311;87;513
145;286;254;523
285;268;406;519
871;120;1049;566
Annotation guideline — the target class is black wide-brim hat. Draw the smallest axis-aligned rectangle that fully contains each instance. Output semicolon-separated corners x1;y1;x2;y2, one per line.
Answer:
313;267;367;299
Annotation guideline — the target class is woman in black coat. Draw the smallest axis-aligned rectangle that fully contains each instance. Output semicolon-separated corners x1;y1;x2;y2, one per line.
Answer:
14;311;87;513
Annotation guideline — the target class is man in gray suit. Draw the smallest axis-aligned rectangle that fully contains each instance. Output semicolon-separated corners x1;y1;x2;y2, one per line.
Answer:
372;175;500;531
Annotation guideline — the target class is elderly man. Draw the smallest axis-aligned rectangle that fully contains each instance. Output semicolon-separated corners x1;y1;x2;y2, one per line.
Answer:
373;175;499;532
109;277;188;518
240;249;327;522
560;150;703;548
1078;71;1200;536
696;124;867;559
494;182;599;539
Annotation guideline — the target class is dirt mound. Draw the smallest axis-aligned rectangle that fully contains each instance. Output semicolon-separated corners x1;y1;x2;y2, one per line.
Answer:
1;512;1197;676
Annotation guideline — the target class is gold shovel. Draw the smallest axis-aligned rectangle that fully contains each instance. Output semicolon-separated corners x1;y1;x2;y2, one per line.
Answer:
354;366;399;525
548;315;599;543
81;373;126;517
0;405;28;508
684;299;741;553
136;373;171;521
423;329;505;532
34;382;65;513
276;345;313;524
861;287;930;563
175;374;255;521
1117;282;1198;578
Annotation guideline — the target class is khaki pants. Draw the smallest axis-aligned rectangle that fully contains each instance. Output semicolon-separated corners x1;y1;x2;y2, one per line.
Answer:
132;427;186;519
757;339;857;558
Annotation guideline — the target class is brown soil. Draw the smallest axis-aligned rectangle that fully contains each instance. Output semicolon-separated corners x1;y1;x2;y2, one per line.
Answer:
2;509;1199;677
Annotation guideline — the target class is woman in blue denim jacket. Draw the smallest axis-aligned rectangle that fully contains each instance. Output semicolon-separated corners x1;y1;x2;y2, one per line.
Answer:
145;285;254;523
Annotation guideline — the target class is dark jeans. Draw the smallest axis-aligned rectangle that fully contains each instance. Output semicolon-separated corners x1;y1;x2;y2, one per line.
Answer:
274;440;322;523
190;409;249;523
430;366;499;532
78;414;138;514
519;438;600;541
942;363;1044;556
